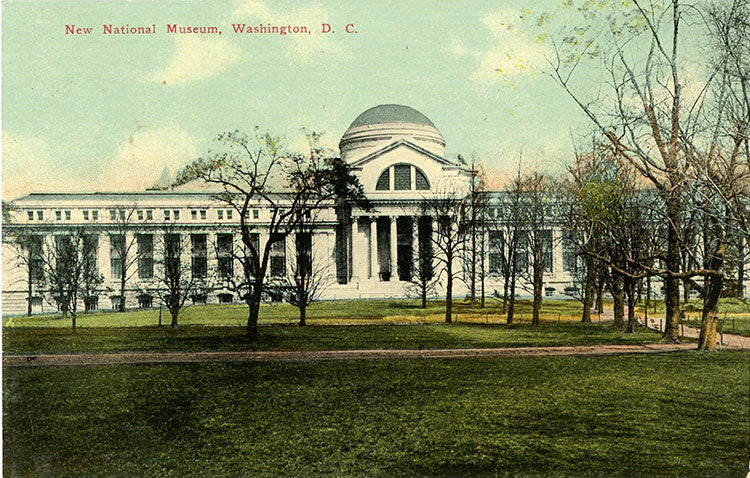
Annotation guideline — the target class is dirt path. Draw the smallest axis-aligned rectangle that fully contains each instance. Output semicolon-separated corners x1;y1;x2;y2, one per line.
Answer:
638;315;750;349
3;343;721;368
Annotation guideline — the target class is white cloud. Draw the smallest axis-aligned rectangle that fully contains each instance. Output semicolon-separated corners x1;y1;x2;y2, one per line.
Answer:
152;36;241;85
2;133;80;199
232;0;346;62
453;8;547;84
99;127;199;191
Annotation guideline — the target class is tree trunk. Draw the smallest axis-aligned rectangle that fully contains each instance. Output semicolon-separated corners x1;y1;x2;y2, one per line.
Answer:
663;197;682;343
170;307;179;328
421;288;427;309
612;273;625;329
581;269;594;323
507;274;516;324
119;265;127;312
72;314;76;332
247;287;262;340
625;278;636;333
698;245;725;351
532;249;542;326
595;277;604;315
445;260;453;324
738;235;745;299
298;302;306;327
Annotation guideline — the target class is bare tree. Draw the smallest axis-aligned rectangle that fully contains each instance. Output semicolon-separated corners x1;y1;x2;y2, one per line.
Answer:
421;189;471;323
39;229;102;331
106;205;142;312
151;224;213;327
405;216;439;309
176;130;367;340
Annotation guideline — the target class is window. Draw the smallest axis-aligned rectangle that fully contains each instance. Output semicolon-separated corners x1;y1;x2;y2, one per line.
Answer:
252;209;259;219
36;210;43;220
92;210;99;220
545;287;556;297
191;294;207;305
83;234;98;277
110;209;117;220
173;210;180;220
191;234;207;278
540;230;553;273
65;210;71;220
270;236;286;277
200;210;206;220
118;210;125;220
137;210;144;221
84;296;99;311
55;210;62;221
489;231;504;274
562;232;578;272
415;168;430;190
138;295;153;309
164;209;170;220
146;210;153;220
515;232;529;272
110;235;124;279
83;210;89;221
394;165;411;190
296;232;312;278
226;210;233;219
30;297;43;308
29;236;44;282
191;210;197;220
110;296;122;310
376;170;390;190
165;234;181;276
27;211;33;221
217;234;233;278
217;210;224;220
137;234;154;279
218;293;233;304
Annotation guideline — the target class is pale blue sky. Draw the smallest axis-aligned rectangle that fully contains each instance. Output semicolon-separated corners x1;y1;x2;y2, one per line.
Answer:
2;0;627;199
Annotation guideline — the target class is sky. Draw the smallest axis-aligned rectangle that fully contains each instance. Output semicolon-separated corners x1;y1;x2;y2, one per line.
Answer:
1;0;632;199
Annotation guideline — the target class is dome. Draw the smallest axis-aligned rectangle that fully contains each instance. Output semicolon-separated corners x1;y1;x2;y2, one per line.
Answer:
348;104;437;129
340;104;445;163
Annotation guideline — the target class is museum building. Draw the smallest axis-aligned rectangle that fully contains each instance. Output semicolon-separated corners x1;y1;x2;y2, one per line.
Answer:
2;105;580;315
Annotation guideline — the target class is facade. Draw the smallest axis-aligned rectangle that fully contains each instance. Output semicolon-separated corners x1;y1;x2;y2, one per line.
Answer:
3;105;586;315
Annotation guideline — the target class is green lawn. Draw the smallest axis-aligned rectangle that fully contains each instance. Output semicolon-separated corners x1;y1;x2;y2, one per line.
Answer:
2;322;664;355
2;299;589;328
4;352;749;477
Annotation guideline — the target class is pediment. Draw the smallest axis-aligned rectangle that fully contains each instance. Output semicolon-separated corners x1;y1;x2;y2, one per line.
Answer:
348;139;455;168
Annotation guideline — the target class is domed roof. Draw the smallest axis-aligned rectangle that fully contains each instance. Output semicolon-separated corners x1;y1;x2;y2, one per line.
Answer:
348;104;437;129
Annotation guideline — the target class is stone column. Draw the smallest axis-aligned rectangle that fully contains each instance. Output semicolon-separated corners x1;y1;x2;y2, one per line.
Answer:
552;228;562;278
351;217;366;282
369;217;377;279
390;216;398;281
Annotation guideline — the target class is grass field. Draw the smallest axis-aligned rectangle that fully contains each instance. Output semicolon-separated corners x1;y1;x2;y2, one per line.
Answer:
4;352;749;477
1;299;593;328
2;322;664;355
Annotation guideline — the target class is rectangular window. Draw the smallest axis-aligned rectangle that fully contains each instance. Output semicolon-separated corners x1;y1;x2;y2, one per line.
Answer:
562;231;578;272
36;210;43;220
515;232;528;272
164;209;170;220
137;210;144;221
146;210;153;220
226;210;233;219
110;235;124;279
92;210;99;220
217;210;224;220
394;164;411;190
489;231;503;274
200;210;206;220
138;295;153;309
173;210;180;220
191;234;207;278
191;210;197;220
217;233;233;278
165;234;181;276
296;232;312;278
118;210;125;220
65;210;71;221
253;209;259;219
29;236;44;282
270;236;286;277
27;211;34;221
83;210;89;221
137;234;154;279
83;234;98;277
540;230;553;273
110;209;117;221
55;210;62;221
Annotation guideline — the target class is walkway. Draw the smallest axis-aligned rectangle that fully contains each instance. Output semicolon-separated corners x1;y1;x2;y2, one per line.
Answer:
2;343;711;368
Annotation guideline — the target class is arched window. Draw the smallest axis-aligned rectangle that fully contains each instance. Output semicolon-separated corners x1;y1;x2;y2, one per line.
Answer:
415;168;430;190
374;164;430;191
376;170;390;190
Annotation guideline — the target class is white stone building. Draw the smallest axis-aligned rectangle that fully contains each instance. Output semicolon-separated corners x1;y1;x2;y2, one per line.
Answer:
3;105;583;315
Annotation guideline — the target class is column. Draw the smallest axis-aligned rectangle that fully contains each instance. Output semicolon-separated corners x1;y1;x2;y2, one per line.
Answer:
390;216;398;281
369;217;377;279
351;217;366;281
